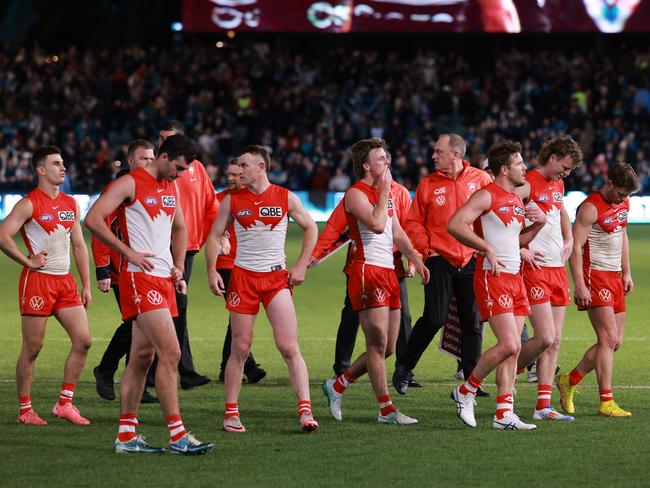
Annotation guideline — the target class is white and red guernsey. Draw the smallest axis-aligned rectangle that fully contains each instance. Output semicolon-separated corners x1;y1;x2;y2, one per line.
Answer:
475;182;525;274
525;169;564;266
581;192;630;272
345;181;395;269
116;168;177;277
20;188;77;275
229;184;289;272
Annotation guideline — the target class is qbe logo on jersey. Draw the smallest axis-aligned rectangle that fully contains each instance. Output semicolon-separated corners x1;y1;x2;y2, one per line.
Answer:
58;211;75;221
259;206;282;217
162;196;176;208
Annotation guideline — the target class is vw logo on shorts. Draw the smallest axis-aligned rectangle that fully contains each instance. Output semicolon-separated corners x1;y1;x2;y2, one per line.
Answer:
598;288;612;302
530;287;545;300
147;290;163;305
228;291;241;307
373;288;387;302
498;294;513;308
29;296;45;310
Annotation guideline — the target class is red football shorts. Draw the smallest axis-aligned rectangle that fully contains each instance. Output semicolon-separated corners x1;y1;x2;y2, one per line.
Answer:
119;272;178;321
523;265;571;306
226;266;291;315
474;270;530;321
348;261;400;312
580;268;626;313
19;269;82;316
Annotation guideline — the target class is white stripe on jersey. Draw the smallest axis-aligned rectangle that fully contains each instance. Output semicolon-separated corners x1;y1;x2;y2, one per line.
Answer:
358;216;394;269
526;202;564;267
234;217;288;272
124;201;173;277
480;211;521;274
23;220;71;275
587;225;624;271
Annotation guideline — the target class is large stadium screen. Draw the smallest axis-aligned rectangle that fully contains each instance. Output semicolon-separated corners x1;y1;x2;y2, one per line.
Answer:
182;0;650;33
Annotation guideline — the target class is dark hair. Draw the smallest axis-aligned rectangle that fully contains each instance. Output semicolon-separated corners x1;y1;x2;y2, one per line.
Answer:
127;139;154;158
157;134;197;163
159;120;185;135
228;157;239;166
608;162;640;194
439;133;466;158
240;145;271;170
487;140;522;175
351;138;386;178
538;136;583;168
31;146;61;173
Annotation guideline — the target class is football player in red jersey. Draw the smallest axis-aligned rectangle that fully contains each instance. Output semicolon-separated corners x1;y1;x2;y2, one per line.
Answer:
557;163;639;418
0;146;92;426
206;144;319;433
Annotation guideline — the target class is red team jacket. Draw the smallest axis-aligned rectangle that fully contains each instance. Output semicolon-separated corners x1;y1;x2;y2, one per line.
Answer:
405;161;491;268
216;189;237;270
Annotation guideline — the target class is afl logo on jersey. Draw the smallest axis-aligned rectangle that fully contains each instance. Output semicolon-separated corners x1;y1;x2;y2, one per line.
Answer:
537;194;550;202
162;196;176;208
237;209;252;217
498;206;511;213
40;214;54;222
145;196;158;206
58;211;75;221
259;206;282;217
603;216;615;225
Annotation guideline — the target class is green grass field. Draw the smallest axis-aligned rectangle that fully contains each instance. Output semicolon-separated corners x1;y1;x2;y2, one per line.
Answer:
2;225;650;487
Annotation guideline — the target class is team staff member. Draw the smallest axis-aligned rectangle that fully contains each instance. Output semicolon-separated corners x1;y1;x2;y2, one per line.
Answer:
147;121;217;389
217;158;266;384
0;146;92;426
557;163;639;418
393;134;491;396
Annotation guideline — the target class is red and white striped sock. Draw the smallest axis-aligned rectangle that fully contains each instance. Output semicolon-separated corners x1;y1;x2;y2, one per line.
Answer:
599;389;613;403
166;414;187;442
117;413;138;442
377;394;396;416
333;370;357;394
19;395;32;416
298;400;313;417
459;374;482;396
536;384;553;410
58;383;75;406
224;402;240;419
495;393;514;420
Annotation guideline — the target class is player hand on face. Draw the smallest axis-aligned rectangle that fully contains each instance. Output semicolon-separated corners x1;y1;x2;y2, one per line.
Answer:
521;248;545;270
97;278;111;292
377;166;392;195
27;250;48;270
208;270;226;296
127;250;155;272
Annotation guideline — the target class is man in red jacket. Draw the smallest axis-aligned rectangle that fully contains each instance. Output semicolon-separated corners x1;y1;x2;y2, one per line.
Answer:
393;134;492;395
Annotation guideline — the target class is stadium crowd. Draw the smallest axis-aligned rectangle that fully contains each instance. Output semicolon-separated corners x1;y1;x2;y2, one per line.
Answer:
1;40;650;194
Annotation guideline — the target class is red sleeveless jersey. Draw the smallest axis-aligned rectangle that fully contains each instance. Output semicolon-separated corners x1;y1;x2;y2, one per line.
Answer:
20;188;77;275
581;192;629;272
